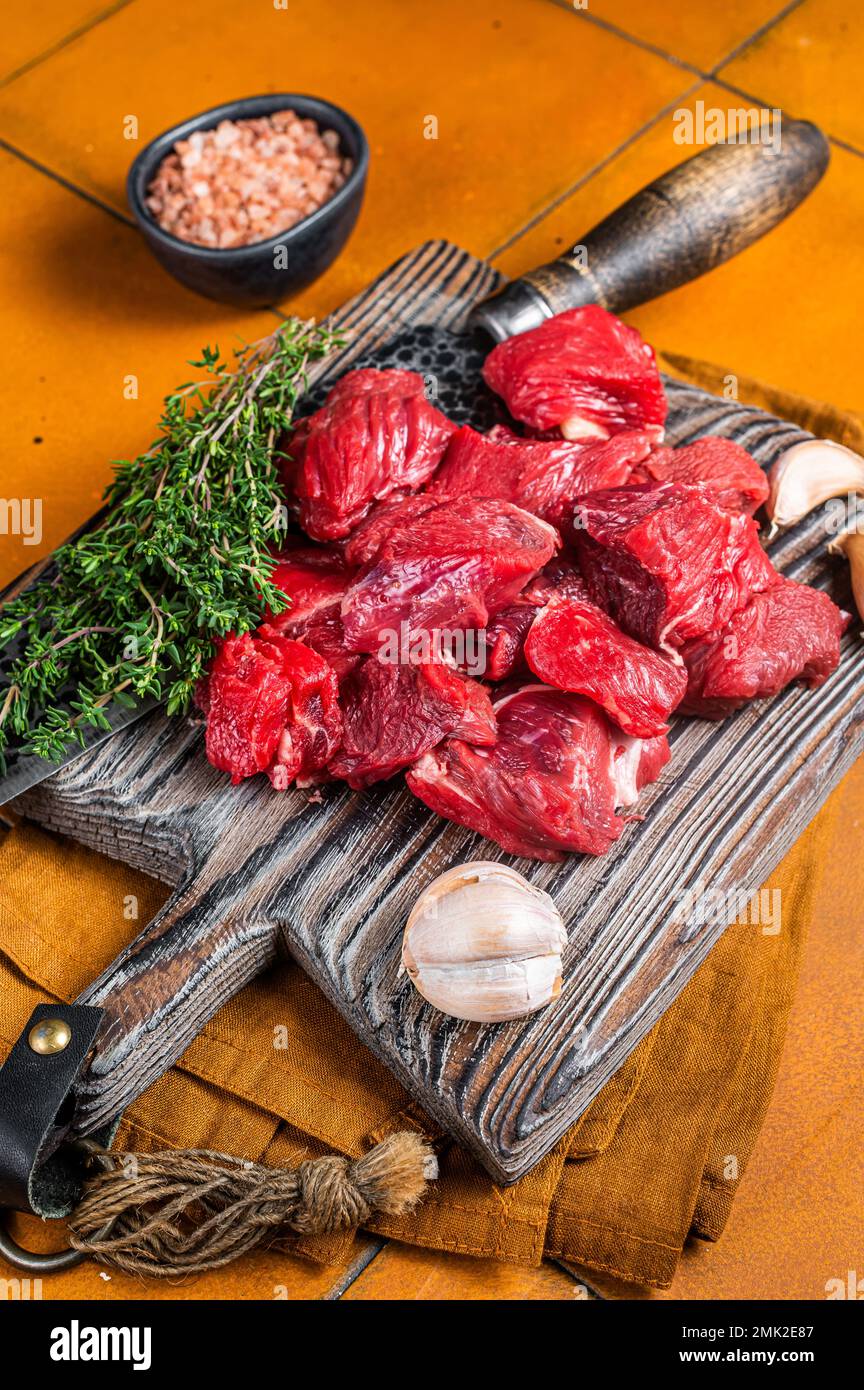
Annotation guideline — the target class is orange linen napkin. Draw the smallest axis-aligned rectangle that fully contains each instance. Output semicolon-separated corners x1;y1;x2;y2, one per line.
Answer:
0;360;857;1288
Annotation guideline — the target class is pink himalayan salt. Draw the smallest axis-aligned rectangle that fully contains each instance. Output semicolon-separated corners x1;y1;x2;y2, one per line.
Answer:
145;110;353;249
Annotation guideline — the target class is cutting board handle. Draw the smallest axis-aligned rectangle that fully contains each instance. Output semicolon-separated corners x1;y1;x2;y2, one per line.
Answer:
470;117;830;340
71;871;282;1138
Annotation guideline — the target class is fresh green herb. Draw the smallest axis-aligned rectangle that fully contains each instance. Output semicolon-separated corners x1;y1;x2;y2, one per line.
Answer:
0;317;341;764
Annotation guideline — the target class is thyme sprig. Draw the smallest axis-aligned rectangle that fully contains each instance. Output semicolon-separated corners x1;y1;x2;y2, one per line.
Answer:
0;317;340;764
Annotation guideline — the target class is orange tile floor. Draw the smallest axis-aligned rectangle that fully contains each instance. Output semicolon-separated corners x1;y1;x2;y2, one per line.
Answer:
0;0;861;1299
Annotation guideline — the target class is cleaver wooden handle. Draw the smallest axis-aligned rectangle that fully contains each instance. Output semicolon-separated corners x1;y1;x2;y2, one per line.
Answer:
470;117;830;341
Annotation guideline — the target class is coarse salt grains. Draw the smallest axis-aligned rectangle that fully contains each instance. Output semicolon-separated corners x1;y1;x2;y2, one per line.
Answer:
145;110;354;249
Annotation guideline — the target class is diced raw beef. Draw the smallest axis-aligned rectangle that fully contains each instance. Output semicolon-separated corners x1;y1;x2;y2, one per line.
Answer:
202;628;341;789
609;728;672;809
481;603;537;680
522;553;591;605
428;423;654;525
341;496;559;655
479;554;593;679
265;545;360;680
406;685;669;861
328;656;496;789
283;368;455;541
343;494;439;568
574;482;777;653
636;437;769;515
285;607;360;683
267;545;354;625
481;305;667;442
679;577;848;719
524;597;687;736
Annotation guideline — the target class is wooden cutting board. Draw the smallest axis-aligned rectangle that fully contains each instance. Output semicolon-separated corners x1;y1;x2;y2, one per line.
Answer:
13;240;864;1183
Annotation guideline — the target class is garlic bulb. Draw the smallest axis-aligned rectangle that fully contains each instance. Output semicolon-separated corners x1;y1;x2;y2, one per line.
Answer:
401;862;567;1023
766;439;864;533
828;521;864;627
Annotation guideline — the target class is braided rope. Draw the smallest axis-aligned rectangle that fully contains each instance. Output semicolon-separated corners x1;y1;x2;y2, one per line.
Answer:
68;1133;437;1277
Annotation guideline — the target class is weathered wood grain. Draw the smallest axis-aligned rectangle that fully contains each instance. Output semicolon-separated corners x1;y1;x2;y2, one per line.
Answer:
13;240;864;1183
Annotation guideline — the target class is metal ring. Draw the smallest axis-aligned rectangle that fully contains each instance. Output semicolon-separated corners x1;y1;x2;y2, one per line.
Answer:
0;1214;87;1273
0;1139;115;1273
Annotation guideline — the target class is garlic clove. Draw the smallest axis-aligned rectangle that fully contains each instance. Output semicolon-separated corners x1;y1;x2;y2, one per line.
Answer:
827;521;864;629
405;956;564;1024
402;861;567;1024
766;439;864;533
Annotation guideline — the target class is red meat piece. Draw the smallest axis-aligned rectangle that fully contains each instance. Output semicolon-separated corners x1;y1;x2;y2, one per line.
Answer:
340;496;559;655
283;368;455;541
480;554;593;680
285;606;359;682
265;545;360;680
636;437;769;515
406;685;669;861
481;306;667;442
524;597;687;736
328;656;496;789
267;545;354;624
203;628;342;790
574;482;777;653
343;494;439;569
481;603;537;680
522;553;591;605
428;424;654;525
679;577;848;719
477;556;591;681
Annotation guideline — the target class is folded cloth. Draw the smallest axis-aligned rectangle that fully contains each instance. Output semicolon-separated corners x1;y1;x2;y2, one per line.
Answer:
0;360;856;1289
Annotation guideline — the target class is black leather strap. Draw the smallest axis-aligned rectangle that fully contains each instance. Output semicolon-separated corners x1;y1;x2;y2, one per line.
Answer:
0;1003;105;1214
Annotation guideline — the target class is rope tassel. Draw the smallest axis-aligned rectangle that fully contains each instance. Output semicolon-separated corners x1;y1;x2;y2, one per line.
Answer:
68;1133;438;1277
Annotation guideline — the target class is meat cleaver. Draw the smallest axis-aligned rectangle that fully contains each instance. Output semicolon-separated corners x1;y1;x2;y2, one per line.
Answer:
0;119;830;805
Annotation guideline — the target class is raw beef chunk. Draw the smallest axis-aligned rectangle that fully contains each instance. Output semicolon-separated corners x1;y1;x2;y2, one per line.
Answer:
480;554;594;680
341;496;558;654
283;368;455;541
522;553;591;605
343;494;439;568
524;597;687;737
203;629;341;789
481;603;537;680
265;545;360;680
328;655;495;789
637;437;769;515
406;685;669;861
481;305;667;442
428;423;654;525
267;545;355;624
574;482;777;653
679;577;848;718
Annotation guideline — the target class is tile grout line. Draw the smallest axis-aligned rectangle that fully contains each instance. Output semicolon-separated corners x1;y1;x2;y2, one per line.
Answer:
707;0;806;76
712;77;864;161
0;137;293;317
0;137;137;227
558;0;806;84
547;0;703;78
0;0;136;91
486;78;702;263
0;0;856;334
495;0;858;267
824;134;864;162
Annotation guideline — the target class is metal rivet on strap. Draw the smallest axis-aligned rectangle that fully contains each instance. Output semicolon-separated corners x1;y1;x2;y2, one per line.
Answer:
27;1018;72;1056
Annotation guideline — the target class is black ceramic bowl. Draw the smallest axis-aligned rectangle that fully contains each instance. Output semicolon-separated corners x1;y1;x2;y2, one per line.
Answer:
127;94;368;307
